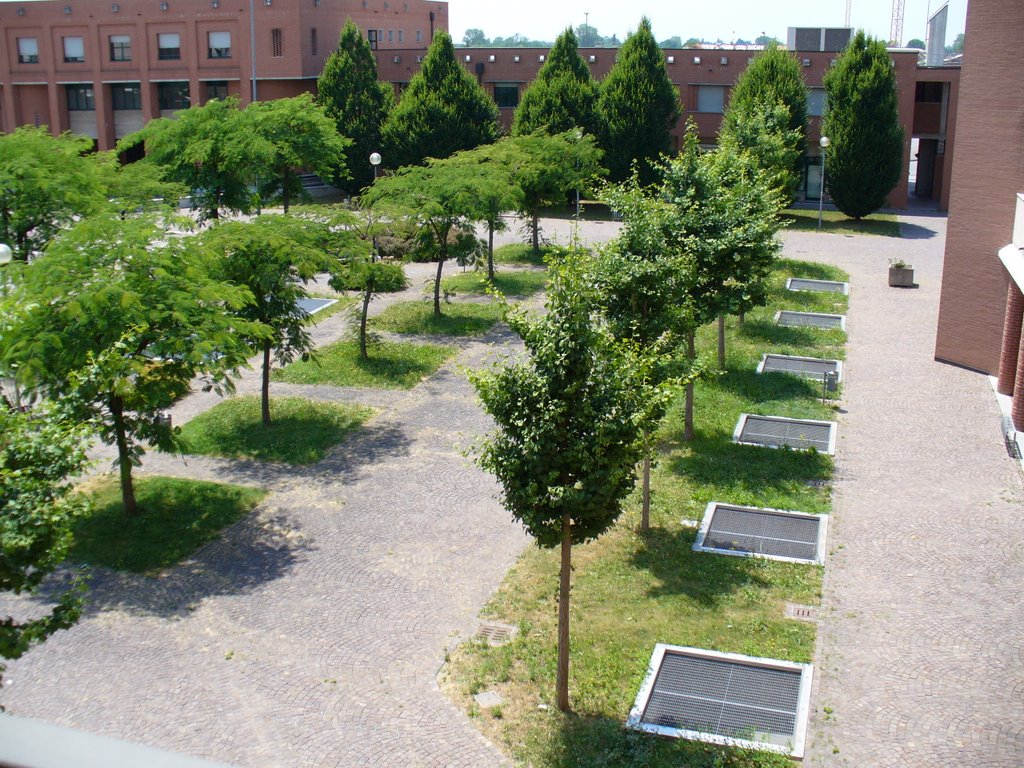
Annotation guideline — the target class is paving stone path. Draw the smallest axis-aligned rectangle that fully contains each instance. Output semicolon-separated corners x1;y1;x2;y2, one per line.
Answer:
797;214;1024;766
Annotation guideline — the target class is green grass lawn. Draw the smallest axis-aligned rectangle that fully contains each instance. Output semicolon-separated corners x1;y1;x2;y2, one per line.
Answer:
441;268;548;299
274;339;456;389
305;294;359;323
70;476;266;574
441;258;848;768
176;395;372;464
493;244;558;267
371;300;504;337
783;208;900;237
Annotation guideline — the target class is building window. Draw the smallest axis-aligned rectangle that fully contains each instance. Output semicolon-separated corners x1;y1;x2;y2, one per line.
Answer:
66;84;95;111
388;29;394;43
367;29;378;50
415;29;422;43
807;87;826;117
157;32;181;60
158;82;190;110
398;29;403;43
271;28;283;57
17;38;39;64
696;84;726;114
111;83;142;110
493;84;519;109
311;27;318;56
205;80;228;102
63;36;85;63
207;31;231;58
109;34;131;61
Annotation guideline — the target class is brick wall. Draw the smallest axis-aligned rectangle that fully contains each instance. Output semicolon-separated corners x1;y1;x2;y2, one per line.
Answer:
934;0;1024;373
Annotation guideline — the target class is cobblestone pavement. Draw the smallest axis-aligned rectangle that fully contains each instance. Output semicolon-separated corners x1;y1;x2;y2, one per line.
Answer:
795;214;1024;766
0;262;541;766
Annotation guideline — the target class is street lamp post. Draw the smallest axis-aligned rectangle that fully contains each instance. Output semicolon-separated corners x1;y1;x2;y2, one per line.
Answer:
817;135;830;230
369;152;381;182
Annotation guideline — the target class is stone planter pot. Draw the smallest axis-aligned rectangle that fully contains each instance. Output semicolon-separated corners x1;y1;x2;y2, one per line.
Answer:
888;265;915;287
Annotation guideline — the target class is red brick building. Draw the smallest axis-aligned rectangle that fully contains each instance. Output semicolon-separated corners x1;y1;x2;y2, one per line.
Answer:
935;0;1024;383
0;0;448;150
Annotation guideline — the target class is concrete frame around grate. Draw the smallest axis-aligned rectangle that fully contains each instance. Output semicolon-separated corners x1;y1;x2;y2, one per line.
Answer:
693;501;830;565
626;644;814;759
785;277;850;295
732;413;838;455
757;353;844;382
296;297;338;316
774;310;847;331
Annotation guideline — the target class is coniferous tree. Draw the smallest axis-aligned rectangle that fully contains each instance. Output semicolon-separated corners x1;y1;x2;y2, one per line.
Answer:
720;45;809;202
381;32;498;168
316;20;394;190
512;28;599;138
597;17;680;185
822;31;905;219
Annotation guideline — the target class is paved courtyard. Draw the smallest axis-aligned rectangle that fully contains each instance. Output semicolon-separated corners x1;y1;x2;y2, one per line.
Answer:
2;213;1023;766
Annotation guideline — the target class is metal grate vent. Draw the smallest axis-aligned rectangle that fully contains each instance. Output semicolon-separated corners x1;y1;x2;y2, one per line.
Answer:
785;603;818;622
775;310;846;330
296;297;337;316
693;502;828;564
757;354;842;381
627;645;813;758
786;277;849;294
477;621;517;646
733;414;837;454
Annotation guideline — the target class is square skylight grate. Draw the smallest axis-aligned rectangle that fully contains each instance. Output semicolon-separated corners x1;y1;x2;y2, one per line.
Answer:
785;277;849;294
757;354;843;381
775;310;846;330
733;414;837;454
477;621;517;646
693;502;829;564
296;297;337;316
627;645;813;758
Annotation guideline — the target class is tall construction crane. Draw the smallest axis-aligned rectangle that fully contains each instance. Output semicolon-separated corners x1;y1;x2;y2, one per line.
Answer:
845;0;852;27
890;0;906;45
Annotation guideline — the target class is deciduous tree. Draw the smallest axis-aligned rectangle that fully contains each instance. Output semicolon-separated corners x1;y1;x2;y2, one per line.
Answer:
597;17;680;184
1;214;260;516
247;94;351;213
822;31;905;219
381;32;498;168
470;251;662;712
316;20;394;190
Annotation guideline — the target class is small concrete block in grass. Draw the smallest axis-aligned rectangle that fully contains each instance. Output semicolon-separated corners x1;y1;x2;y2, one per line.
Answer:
474;691;503;708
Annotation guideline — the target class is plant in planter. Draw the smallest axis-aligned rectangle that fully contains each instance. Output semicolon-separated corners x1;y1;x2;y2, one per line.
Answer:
889;258;915;288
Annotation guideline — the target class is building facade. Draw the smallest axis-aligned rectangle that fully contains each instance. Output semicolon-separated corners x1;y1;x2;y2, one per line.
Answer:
0;0;448;151
935;0;1024;376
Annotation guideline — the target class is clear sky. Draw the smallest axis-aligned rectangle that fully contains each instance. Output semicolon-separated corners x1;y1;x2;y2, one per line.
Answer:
448;0;967;48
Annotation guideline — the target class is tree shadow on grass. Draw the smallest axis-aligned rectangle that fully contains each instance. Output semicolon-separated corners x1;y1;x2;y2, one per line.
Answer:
739;319;842;349
544;712;768;768
715;368;822;405
775;258;848;281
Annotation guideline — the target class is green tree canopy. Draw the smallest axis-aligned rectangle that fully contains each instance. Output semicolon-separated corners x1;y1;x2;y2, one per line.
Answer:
719;97;803;202
316;19;395;190
203;214;345;425
470;251;662;712
246;94;351;213
1;401;91;680
822;30;905;219
122;96;266;221
720;44;809;202
597;17;680;184
381;32;498;168
0;128;108;261
1;214;261;516
512;28;600;138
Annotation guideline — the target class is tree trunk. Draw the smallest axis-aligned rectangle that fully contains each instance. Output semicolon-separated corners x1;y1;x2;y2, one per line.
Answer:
718;314;726;369
109;395;138;517
684;330;695;442
556;511;572;712
282;178;291;215
433;248;446;318
738;311;745;327
531;214;540;253
359;274;374;360
261;339;272;426
487;221;495;281
641;456;651;532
